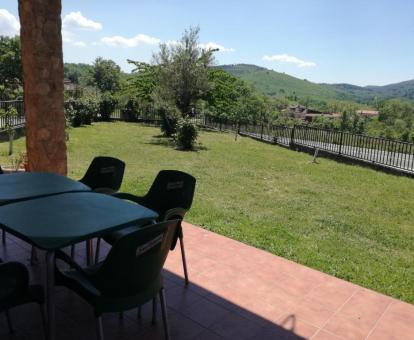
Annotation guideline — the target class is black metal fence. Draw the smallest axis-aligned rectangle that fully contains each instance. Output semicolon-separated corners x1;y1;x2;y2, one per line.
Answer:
234;121;414;174
194;114;414;174
0;100;25;131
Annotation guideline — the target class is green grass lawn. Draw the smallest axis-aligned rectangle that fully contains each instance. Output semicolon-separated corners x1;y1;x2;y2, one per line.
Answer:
1;121;414;303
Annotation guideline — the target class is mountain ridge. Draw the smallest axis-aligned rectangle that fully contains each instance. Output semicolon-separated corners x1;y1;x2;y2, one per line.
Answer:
217;64;414;103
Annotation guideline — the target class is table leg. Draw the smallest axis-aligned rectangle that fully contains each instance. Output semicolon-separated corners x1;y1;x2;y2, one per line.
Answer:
46;251;56;340
86;239;93;266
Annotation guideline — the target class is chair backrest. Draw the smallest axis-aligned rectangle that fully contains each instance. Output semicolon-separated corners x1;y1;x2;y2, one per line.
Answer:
92;220;179;297
142;170;196;219
0;260;29;309
80;156;125;192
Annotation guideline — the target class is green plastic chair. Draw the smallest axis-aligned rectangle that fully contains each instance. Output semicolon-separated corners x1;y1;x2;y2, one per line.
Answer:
70;156;126;264
79;156;126;194
55;219;180;340
95;170;196;285
0;259;46;335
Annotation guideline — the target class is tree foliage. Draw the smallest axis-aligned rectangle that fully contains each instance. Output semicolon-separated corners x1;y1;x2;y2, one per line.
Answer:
91;57;122;93
0;36;22;99
152;26;215;116
125;60;158;104
64;63;94;85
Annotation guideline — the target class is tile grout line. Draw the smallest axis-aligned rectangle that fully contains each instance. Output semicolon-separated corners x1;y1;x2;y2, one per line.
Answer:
310;287;359;339
364;299;394;340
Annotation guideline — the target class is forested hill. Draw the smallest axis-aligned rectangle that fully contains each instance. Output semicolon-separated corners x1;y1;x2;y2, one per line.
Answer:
218;64;414;104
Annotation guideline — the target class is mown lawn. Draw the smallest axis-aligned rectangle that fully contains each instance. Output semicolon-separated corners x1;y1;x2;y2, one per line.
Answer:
1;121;414;303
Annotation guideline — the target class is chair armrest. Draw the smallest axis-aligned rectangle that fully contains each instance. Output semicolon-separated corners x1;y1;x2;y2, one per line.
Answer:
112;192;145;205
93;187;116;195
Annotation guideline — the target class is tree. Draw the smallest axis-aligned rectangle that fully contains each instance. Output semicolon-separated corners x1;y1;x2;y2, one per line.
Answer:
0;36;22;86
64;63;93;85
91;57;121;93
125;60;158;103
152;26;215;116
205;69;271;125
0;106;18;155
0;36;22;99
206;69;247;119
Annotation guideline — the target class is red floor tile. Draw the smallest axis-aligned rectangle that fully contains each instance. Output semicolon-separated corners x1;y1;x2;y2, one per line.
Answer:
1;222;414;340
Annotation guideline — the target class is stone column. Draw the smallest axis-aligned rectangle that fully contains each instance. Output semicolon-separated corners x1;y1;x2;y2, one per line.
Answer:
18;0;67;175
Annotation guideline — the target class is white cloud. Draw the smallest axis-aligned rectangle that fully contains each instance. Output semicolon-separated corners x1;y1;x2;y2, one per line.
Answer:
62;11;102;31
62;30;87;47
72;41;87;47
199;42;235;53
263;54;317;68
165;40;235;53
62;30;74;43
101;34;160;47
0;9;20;36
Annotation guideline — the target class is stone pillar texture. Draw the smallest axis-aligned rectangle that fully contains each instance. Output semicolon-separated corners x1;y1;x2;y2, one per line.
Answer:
18;0;67;175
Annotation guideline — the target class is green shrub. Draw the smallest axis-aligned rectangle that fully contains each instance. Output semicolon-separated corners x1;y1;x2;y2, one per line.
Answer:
99;93;118;121
153;95;180;137
176;117;198;150
64;98;83;127
82;96;99;124
160;110;178;137
121;97;141;122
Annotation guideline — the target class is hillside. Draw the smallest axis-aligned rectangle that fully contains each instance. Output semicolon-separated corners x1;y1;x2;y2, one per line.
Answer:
366;79;414;100
219;64;414;104
218;64;344;101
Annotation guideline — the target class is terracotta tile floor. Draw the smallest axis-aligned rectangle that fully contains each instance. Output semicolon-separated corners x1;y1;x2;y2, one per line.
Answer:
1;222;414;339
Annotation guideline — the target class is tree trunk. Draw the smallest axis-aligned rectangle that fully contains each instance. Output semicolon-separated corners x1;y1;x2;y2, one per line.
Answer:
8;131;14;156
18;0;67;175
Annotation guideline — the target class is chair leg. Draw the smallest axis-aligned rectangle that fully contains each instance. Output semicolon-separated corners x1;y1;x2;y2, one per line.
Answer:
96;316;104;340
39;304;47;337
95;238;101;264
137;306;142;319
159;288;170;340
86;240;93;266
151;296;157;325
30;246;39;266
119;312;123;320
179;235;189;285
70;245;75;260
5;310;13;334
2;228;6;245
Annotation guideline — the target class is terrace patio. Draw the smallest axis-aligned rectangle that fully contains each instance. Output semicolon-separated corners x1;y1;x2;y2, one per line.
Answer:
2;2;413;339
1;221;413;340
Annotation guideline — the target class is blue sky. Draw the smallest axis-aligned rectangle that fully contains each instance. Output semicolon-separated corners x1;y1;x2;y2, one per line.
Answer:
1;0;413;86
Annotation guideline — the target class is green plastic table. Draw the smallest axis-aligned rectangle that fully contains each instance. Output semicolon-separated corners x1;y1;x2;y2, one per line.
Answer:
0;191;158;340
0;172;92;264
0;172;90;205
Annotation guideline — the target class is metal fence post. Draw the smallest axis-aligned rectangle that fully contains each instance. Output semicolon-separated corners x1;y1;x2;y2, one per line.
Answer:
289;125;296;148
260;121;264;140
338;130;344;155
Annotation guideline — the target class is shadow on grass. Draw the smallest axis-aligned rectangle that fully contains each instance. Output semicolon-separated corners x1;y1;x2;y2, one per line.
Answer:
146;135;208;152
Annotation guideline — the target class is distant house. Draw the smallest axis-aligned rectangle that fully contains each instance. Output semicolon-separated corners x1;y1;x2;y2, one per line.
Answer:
357;110;379;117
286;104;339;122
